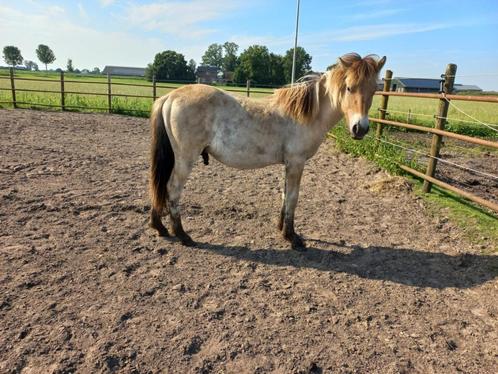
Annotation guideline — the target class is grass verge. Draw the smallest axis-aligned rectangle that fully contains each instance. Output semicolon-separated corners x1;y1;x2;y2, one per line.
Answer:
331;121;497;252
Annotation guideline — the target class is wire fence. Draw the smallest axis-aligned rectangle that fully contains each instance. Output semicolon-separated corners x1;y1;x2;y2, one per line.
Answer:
0;69;278;115
371;65;498;213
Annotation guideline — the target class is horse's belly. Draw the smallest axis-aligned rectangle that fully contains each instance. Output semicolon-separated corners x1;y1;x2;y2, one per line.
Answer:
208;137;283;169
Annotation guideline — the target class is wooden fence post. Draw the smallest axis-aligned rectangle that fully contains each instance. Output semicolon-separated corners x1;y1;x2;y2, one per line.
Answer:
60;70;65;111
375;69;392;141
422;63;457;193
9;68;17;109
246;79;251;97
152;74;157;101
107;73;112;113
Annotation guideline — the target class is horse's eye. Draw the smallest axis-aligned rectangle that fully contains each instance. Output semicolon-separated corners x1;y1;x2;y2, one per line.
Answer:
346;86;351;92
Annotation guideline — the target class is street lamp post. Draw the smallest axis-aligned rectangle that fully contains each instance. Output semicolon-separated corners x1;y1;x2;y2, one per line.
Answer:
291;0;301;85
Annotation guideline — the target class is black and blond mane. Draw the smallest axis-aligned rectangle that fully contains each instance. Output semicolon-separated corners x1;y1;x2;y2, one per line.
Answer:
272;75;322;125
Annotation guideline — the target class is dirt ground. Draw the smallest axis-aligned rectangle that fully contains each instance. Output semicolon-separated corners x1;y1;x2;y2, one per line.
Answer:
391;131;498;205
0;109;497;374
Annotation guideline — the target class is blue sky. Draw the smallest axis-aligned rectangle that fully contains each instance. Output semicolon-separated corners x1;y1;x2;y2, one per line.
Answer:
1;0;498;89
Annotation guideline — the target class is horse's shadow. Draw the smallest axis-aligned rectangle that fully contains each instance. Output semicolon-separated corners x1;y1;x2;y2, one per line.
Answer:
192;238;497;289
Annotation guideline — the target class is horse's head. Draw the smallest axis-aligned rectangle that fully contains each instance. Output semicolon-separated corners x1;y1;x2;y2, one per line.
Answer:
330;53;386;140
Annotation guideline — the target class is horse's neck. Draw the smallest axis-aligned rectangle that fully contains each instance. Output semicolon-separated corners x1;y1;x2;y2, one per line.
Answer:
314;83;343;134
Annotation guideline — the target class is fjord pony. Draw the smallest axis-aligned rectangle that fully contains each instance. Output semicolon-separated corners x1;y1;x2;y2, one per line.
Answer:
149;53;386;250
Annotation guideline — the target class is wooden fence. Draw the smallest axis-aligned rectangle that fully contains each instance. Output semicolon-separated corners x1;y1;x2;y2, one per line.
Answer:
0;68;272;114
371;65;498;213
1;67;497;213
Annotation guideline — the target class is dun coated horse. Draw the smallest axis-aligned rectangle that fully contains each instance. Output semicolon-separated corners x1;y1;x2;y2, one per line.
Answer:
149;53;386;250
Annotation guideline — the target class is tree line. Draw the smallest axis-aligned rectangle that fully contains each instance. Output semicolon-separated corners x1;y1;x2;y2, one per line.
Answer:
3;42;313;85
146;42;312;85
2;44;56;71
2;44;100;74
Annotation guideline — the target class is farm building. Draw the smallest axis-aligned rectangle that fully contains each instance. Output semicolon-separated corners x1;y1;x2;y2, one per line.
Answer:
453;84;482;93
196;65;221;84
391;78;441;93
102;66;146;77
388;77;482;93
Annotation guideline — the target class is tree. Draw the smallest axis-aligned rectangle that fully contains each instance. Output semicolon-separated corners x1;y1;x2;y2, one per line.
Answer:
283;46;312;83
92;67;101;74
188;59;197;75
145;50;195;81
222;42;239;72
66;59;74;73
269;53;285;86
36;44;56;71
234;45;271;85
2;46;23;67
24;60;38;71
201;43;223;68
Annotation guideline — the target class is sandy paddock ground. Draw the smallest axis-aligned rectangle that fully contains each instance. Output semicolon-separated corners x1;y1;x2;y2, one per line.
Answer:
0;109;496;373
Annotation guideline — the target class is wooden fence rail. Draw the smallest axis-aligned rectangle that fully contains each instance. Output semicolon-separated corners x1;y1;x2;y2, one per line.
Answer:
1;67;497;212
372;65;498;213
0;69;275;114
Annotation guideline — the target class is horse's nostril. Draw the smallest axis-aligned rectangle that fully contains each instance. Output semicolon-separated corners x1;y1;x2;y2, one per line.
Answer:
352;124;359;135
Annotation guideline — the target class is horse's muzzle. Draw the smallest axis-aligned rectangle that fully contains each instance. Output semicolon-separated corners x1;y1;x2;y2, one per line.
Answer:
351;123;369;140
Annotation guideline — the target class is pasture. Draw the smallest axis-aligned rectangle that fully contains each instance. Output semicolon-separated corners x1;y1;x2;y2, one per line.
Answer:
1;69;497;138
1;109;497;372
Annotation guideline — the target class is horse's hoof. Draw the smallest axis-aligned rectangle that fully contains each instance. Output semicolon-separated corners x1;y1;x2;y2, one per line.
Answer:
291;236;307;252
178;234;196;247
150;222;170;237
284;232;306;251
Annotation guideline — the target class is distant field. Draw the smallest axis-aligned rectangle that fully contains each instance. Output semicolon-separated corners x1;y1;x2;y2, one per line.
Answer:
1;69;497;138
371;95;498;138
0;70;273;116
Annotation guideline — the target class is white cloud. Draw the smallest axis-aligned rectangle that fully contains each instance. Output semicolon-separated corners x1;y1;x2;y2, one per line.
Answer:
77;3;88;19
0;4;163;69
99;0;115;7
348;8;406;21
329;23;449;42
120;0;247;39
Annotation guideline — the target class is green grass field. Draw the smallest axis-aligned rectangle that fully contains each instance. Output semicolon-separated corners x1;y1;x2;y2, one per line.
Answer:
1;69;497;137
0;69;273;117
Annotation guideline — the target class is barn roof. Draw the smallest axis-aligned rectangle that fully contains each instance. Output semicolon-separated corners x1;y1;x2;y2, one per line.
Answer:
392;78;482;91
102;66;146;76
394;78;441;89
453;84;482;92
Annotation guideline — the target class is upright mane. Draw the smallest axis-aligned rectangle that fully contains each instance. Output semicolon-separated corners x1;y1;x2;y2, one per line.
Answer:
272;74;322;125
272;53;383;125
327;53;381;104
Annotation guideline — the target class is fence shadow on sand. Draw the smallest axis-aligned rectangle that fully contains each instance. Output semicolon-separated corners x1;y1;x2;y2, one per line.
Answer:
191;239;497;289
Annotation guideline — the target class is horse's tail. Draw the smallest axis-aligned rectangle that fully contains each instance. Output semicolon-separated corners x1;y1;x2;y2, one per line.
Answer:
149;95;173;217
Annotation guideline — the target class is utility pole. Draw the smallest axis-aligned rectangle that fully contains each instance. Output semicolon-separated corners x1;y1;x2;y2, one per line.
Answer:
291;0;301;85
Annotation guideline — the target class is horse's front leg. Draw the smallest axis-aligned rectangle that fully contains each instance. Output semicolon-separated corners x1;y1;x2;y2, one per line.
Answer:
278;177;286;232
281;162;305;251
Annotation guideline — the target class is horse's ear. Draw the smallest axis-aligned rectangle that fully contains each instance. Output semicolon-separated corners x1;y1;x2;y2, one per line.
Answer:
377;56;387;72
338;57;352;69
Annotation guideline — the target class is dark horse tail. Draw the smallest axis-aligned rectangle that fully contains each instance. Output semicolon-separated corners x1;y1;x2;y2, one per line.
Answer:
149;95;173;234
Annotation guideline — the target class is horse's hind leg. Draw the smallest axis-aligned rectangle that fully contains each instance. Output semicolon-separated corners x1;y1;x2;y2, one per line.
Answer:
150;206;169;237
167;158;195;246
